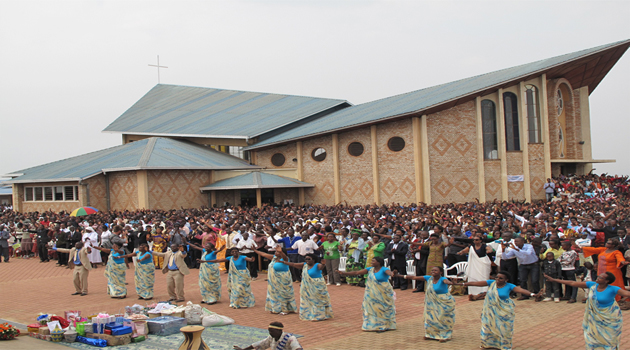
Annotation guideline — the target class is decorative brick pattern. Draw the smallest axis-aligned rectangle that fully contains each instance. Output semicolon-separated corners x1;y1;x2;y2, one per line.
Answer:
573;89;583;160
303;135;335;204
528;143;546;200
376;119;416;204
339;128;373;204
507;152;524;200
148;170;212;210
484;161;502;200
427;101;479;204
216;190;236;207
274;188;298;204
109;171;138;210
84;175;107;211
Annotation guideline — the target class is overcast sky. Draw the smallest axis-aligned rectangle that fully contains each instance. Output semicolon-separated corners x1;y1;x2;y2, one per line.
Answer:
1;1;629;179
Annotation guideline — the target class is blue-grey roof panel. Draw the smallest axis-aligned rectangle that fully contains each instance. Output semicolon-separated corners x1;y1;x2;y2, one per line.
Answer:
249;39;630;149
201;172;314;189
103;85;348;138
0;186;12;195
3;138;258;183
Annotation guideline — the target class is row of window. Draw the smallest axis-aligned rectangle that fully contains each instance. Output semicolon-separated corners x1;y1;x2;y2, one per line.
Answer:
481;85;542;160
270;137;406;166
24;186;79;202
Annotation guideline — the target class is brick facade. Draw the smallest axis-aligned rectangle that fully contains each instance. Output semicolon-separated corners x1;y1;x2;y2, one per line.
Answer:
148;170;212;210
302;135;335;204
19;181;81;213
256;143;297;169
84;175;107;211
108;171;138;210
376;119;416;204
528;143;546;200
339;128;374;204
507;152;524;200
274;188;298;205
484;161;502;201
426;101;478;204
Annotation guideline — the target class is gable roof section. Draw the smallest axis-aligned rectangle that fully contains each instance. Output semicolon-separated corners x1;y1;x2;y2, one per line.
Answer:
200;171;314;190
248;39;630;150
2;137;259;184
103;84;350;139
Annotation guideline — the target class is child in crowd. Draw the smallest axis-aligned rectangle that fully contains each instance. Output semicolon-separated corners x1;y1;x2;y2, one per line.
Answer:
576;262;597;303
542;252;562;302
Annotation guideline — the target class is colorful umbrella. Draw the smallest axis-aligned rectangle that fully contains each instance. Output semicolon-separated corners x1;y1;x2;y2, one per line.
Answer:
70;206;99;217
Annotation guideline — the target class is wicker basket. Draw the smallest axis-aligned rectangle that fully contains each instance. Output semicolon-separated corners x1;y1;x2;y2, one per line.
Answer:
51;330;65;342
161;311;184;318
148;312;162;319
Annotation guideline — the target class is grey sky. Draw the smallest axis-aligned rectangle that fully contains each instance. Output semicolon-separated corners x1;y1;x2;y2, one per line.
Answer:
1;1;629;179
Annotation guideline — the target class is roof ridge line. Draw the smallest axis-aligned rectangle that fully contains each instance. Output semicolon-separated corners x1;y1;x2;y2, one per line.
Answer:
253;172;262;187
138;138;157;167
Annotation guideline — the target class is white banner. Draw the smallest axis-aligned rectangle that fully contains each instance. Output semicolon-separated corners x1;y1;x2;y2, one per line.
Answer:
507;175;524;182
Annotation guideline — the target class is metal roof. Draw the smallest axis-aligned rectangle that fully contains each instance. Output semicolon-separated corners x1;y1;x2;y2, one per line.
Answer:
2;138;259;184
0;186;12;195
103;84;349;139
248;39;630;150
200;171;314;191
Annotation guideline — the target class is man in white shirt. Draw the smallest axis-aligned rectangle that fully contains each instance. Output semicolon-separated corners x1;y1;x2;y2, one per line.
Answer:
236;232;258;279
234;322;302;350
292;232;319;276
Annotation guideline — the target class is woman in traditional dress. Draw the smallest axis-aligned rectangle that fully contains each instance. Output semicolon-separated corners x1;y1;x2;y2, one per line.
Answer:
253;246;297;315
279;252;333;321
134;243;155;300
363;234;385;268
151;228;167;269
581;239;628;301
83;227;103;266
457;235;493;300
344;230;366;286
544;271;630;350
201;247;255;309
92;242;134;299
462;272;541;350
412;234;450;274
338;256;395;332
190;242;224;304
393;266;455;342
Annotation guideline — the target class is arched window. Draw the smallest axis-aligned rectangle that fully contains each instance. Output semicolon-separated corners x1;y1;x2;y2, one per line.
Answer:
525;85;541;143
503;92;520;151
481;100;498;159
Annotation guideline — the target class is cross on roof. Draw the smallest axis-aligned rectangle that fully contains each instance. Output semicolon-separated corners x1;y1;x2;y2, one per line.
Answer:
148;55;168;83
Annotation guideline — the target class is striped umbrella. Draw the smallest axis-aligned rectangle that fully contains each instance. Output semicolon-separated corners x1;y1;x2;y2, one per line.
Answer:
70;206;99;217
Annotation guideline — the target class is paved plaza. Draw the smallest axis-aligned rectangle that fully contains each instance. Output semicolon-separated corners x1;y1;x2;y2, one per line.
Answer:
1;258;628;349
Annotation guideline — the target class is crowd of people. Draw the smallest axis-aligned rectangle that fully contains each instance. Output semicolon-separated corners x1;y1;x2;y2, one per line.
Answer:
1;172;630;349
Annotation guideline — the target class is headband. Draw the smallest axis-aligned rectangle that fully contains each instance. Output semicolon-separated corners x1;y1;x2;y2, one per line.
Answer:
268;325;283;330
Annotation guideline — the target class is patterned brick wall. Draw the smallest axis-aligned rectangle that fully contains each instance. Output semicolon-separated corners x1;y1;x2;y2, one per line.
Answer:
147;170;212;210
256;143;297;169
215;190;237;207
84;175;107;211
426;101;479;204
573;90;583;160
109;171;138;210
274;188;298;204
547;80;560;159
338;127;374;204
303;135;335;204
528;143;545;200
484;161;502;201
376;119;416;204
506;152;524;200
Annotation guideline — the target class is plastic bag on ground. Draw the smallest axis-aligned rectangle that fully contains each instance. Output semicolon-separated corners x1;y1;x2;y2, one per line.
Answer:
201;314;234;327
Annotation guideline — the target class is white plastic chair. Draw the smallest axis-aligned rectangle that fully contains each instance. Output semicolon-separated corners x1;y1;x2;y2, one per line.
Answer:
444;261;468;280
384;258;389;267
406;260;417;289
338;256;347;273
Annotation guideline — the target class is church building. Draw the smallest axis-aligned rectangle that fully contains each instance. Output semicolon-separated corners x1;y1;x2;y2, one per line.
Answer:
4;39;629;212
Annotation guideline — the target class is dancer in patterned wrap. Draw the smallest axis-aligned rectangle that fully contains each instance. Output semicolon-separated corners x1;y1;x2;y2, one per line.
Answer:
393;266;455;342
545;271;630;350
92;242;135;299
462;272;541;350
191;242;224;304
338;256;395;332
278;252;333;321
201;247;255;308
134;243;155;300
254;246;297;315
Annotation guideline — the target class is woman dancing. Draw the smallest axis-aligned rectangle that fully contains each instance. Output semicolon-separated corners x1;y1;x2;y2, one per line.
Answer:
92;242;134;299
278;252;333;321
338;257;395;332
545;272;630;350
200;247;255;308
134;243;155;300
394;266;455;342
253;246;297;315
462;272;541;350
191;242;225;304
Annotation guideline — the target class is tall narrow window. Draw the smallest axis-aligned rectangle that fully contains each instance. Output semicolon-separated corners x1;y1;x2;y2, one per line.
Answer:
503;92;520;151
481;100;498;159
525;85;541;143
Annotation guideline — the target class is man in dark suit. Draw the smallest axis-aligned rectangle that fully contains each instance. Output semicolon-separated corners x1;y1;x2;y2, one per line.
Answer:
385;234;409;290
411;230;430;292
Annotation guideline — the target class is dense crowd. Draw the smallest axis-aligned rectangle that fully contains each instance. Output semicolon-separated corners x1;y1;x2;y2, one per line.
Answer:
1;172;629;349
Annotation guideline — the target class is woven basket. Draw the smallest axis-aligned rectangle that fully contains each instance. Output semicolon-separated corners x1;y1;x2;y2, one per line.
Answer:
162;311;184;318
51;330;65;342
63;331;77;342
148;312;161;319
